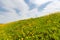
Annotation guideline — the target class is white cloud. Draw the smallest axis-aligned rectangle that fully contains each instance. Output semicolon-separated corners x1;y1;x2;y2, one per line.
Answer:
43;0;60;13
30;0;53;6
0;0;29;23
0;0;60;23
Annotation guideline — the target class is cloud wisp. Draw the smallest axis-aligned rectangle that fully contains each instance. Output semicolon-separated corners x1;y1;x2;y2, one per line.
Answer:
0;0;60;23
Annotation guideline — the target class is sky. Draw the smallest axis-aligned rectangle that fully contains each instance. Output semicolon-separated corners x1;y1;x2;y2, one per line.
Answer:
0;0;60;23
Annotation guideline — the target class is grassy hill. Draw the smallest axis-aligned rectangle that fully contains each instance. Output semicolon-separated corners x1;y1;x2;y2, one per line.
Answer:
0;12;60;40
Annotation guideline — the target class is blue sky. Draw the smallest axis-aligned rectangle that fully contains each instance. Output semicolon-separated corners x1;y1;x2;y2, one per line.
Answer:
38;1;52;11
0;0;60;23
14;8;20;14
24;0;36;10
0;7;9;12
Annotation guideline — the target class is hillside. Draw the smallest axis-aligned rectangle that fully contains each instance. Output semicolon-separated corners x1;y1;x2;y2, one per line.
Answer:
0;12;60;40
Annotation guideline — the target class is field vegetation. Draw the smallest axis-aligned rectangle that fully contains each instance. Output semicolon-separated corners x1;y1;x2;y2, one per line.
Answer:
0;12;60;40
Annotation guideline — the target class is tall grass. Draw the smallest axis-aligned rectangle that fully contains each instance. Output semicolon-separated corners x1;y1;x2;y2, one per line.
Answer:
0;12;60;40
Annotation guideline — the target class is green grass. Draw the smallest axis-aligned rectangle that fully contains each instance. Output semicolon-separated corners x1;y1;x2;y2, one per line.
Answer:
0;12;60;40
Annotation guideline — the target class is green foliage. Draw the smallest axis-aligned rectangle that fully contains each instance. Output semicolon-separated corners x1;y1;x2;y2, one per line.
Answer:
0;12;60;40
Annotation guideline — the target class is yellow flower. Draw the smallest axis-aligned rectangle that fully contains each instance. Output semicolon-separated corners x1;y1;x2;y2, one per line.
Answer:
21;38;24;40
